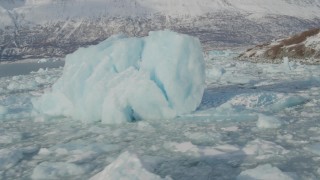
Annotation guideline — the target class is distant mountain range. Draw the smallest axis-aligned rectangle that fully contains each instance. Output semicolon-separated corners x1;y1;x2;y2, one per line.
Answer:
1;0;320;61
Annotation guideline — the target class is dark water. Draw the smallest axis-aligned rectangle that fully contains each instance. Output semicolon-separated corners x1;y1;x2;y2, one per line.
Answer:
0;61;65;78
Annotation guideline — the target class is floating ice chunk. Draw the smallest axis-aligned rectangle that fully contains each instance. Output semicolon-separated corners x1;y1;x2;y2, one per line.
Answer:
67;151;98;164
0;105;7;115
37;58;48;63
0;149;23;170
33;92;74;117
282;57;292;71
305;143;320;156
208;49;237;60
206;66;226;79
166;141;239;157
33;30;205;124
221;126;239;132
31;162;92;179
184;131;221;144
36;68;48;74
90;151;171;180
38;148;51;156
270;95;309;112
0;132;22;144
242;139;289;160
7;79;37;92
237;164;293;180
219;92;280;110
257;114;282;129
21;146;40;155
47;142;121;159
7;81;19;91
136;121;155;132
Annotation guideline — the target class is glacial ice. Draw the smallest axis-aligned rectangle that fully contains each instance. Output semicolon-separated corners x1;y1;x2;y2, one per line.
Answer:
33;30;205;124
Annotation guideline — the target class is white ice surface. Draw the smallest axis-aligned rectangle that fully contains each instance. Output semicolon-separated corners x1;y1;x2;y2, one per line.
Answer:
0;105;7;115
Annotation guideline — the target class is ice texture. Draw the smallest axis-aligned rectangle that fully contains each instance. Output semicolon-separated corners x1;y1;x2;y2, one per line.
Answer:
90;151;171;180
32;31;205;124
237;164;293;180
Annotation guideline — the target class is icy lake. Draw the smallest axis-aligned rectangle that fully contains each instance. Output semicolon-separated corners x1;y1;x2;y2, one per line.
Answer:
1;51;320;179
0;60;64;78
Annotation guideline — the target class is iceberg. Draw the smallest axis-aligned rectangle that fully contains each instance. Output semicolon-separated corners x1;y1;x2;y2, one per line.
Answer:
33;31;205;124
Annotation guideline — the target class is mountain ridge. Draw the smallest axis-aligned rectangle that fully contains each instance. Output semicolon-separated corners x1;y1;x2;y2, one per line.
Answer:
1;0;320;61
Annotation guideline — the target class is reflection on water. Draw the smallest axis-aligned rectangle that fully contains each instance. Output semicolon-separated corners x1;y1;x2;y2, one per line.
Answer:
0;61;65;78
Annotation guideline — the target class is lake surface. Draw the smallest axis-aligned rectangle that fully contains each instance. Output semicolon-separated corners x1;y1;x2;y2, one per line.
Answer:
0;61;65;78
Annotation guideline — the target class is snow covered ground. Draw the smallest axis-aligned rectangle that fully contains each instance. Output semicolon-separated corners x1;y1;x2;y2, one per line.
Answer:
1;50;320;179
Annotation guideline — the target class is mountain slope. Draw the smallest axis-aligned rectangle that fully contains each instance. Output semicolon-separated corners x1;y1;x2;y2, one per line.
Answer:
239;28;320;64
1;0;320;61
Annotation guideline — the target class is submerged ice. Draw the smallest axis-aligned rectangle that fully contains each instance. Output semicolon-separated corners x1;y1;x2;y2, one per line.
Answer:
32;31;205;124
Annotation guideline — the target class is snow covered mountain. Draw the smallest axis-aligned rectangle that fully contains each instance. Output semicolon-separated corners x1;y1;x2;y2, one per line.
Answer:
239;28;320;64
1;0;320;61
